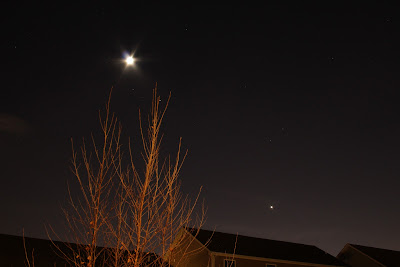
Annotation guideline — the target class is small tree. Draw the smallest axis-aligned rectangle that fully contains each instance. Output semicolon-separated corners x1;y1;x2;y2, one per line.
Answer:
51;86;205;267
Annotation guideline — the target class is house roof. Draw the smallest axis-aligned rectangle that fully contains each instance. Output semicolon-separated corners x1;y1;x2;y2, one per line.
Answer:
0;233;164;267
348;244;400;267
186;228;345;266
0;233;69;267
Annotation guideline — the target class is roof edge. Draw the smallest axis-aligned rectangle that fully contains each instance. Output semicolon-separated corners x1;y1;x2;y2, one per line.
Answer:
343;244;386;267
183;227;212;254
211;251;345;267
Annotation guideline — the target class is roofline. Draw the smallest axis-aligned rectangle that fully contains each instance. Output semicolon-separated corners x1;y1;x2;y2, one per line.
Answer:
189;228;344;267
190;227;319;248
164;227;212;266
339;243;386;267
337;243;350;257
183;227;212;254
210;251;344;267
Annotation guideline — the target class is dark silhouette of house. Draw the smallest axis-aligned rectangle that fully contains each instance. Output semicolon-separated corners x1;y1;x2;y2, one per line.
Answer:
337;243;400;267
169;227;346;267
0;233;164;266
0;233;69;266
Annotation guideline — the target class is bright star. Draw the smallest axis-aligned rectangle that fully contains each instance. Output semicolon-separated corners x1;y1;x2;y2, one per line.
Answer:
126;56;134;65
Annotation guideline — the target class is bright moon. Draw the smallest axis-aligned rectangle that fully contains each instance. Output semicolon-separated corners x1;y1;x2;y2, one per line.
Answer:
126;56;134;65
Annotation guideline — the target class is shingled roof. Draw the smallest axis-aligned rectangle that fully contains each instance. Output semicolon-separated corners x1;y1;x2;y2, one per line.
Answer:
186;228;345;266
347;244;400;267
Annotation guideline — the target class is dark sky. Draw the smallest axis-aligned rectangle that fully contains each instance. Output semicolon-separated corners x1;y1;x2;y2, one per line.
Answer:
2;2;400;255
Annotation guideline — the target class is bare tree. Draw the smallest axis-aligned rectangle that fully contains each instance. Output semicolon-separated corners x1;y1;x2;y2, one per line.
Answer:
49;86;205;267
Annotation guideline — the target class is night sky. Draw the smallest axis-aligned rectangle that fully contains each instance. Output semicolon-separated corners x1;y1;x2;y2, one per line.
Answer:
2;2;400;255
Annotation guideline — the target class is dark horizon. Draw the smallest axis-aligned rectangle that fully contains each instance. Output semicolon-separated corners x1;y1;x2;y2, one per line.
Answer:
2;2;400;256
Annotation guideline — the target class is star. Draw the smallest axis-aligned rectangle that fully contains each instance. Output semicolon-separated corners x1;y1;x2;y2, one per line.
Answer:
126;56;134;65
